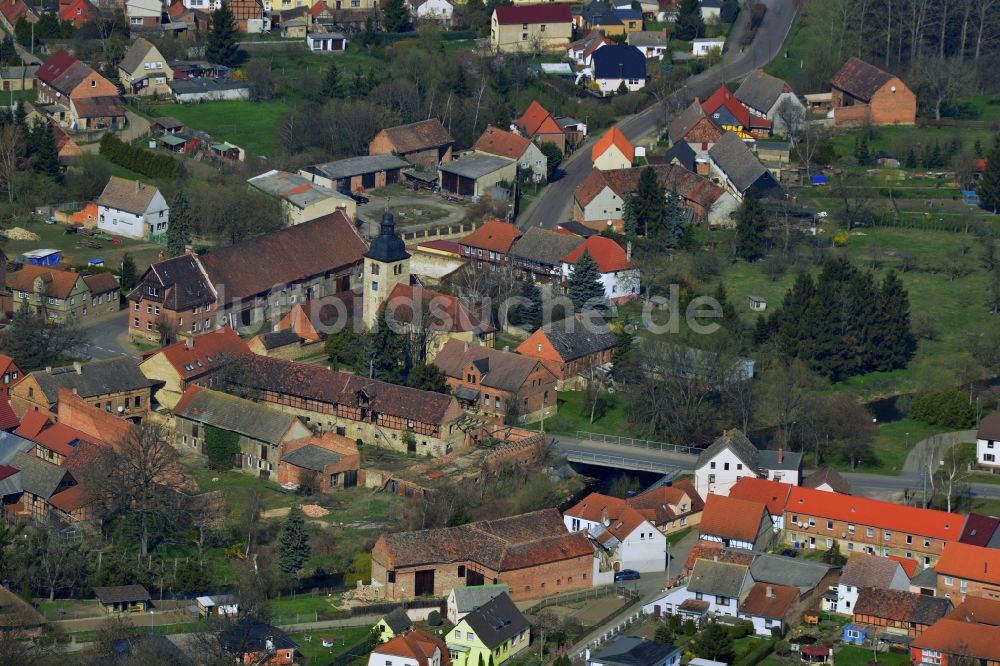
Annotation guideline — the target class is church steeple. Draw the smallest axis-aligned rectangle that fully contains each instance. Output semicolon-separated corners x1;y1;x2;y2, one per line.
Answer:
363;206;409;264
362;204;410;329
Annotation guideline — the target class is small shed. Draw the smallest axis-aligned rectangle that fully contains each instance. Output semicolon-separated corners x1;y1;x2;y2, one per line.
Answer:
210;142;244;161
438;154;517;198
800;645;832;664
150;117;185;135
307;31;346;53
158;133;193;153
748;295;767;311
196;594;238;617
94;585;151;615
19;249;62;266
842;623;869;645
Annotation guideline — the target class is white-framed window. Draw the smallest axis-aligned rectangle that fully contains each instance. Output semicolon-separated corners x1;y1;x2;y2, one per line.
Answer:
130;16;142;24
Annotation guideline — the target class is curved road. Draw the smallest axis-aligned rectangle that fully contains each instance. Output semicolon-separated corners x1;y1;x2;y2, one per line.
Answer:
518;0;800;229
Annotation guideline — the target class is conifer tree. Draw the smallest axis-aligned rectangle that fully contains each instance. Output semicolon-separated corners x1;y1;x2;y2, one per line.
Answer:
875;270;915;371
166;191;193;257
675;0;705;40
980;136;1000;213
382;0;411;33
321;60;342;100
119;253;138;294
630;166;666;238
359;309;407;382
206;1;240;67
277;505;311;575
775;272;816;358
569;250;605;311
653;187;687;249
734;189;767;261
517;279;543;331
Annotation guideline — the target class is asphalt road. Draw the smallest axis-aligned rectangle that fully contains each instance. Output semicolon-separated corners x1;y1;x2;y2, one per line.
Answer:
517;0;800;229
77;308;138;361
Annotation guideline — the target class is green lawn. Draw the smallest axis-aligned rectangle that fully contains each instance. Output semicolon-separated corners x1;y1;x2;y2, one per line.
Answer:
954;94;1000;121
270;594;343;624
526;390;628;437
189;465;299;512
666;527;692;545
288;626;371;666
860;419;941;474
3;218;163;271
827;125;996;161
36;599;101;620
834;646;910;666
151;100;288;157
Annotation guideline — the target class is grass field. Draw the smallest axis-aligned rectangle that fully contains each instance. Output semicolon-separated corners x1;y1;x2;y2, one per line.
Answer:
834;646;910;666
953;95;1000;122
526;390;628;436
287;626;370;666
3;218;163;271
151;100;288;158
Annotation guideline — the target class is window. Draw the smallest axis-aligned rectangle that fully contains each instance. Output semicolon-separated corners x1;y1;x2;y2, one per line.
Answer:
924;539;932;547
716;596;730;606
866;528;874;538
847;542;854;551
826;538;833;547
371;262;380;275
521;33;528;41
710;462;716;469
906;535;913;544
458;565;465;577
884;531;891;541
827;521;833;530
736;463;743;470
944;576;954;585
454;631;460;639
961;579;968;593
130;16;142;24
724;462;730;470
540;24;546;31
371;281;378;292
387;571;396;583
466;633;473;641
393;264;403;276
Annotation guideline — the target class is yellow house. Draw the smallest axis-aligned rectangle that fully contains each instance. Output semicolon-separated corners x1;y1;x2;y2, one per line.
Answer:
373;608;412;644
447;594;530;666
118;38;173;96
490;5;572;54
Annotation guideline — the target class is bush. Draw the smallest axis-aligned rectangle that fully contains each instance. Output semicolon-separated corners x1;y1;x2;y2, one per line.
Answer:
734;639;774;666
99;134;180;180
427;610;443;626
204;425;240;469
910;388;976;428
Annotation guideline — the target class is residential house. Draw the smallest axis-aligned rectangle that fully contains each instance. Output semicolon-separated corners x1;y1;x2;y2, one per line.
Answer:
802;467;852;494
699;494;774;551
446;593;530;666
852;588;952;639
708;133;782;201
60;0;98;27
628;30;668;60
439;154;517;198
82;272;120;317
514;101;567;153
35;50;123;131
667;101;724;158
118;38;173;96
410;0;453;25
510;226;584;281
588;636;681;666
229;0;268;31
457;219;523;270
564;491;667;576
8;264;109;324
737;582;800;636
592;128;634;171
515;313;618;388
560;235;640;303
694;428;802;498
625;480;704;535
369;119;454;171
247;169;356;225
830;57;916;126
474;125;548;183
783;485;965;567
567;31;612;67
692;37;725;57
434;339;556;423
447;585;509;625
699;0;722;20
137;328;250;409
0;354;22;397
219;619;296;666
172;385;312;478
374;608;413;643
371;508;594;601
590;45;647;96
959;513;1000;547
0;0;35;33
299;155;408;195
11;358;153;420
94;585;151;615
572;164;730;230
281;15;310;37
644;558;752;619
127;0;163;27
7;450;81;522
0;65;39;92
728;477;793;529
912;617;1000;666
127;253;216;344
369;628;450;666
306;31;347;53
977;411;1000;471
168;79;250;103
834;554;911;615
735;70;804;135
702;85;772;138
935;541;1000;602
222;354;466;457
490;4;573;54
96;177;170;240
197;594;238;617
278;433;360;492
579;2;637;36
247;328;305;358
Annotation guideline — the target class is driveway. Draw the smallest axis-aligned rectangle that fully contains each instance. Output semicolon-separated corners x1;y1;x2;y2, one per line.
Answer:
356;195;469;237
76;308;139;360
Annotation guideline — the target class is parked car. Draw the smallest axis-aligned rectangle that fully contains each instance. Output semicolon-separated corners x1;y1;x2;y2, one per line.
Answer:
615;569;640;582
349;193;370;205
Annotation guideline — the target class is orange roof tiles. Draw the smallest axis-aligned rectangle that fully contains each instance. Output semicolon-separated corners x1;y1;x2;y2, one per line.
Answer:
738;582;799;620
592;127;635;164
937;541;1000;585
153;327;250;382
700;494;769;543
888;555;918;578
474;125;533;160
729;477;792;518
914;619;1000;662
947;597;1000;626
564;491;652;542
385;283;494;334
516;101;562;137
459;219;523;254
0;399;18;431
786;485;965;542
8;264;82;300
48;484;87;513
560;236;630;273
374;629;449;665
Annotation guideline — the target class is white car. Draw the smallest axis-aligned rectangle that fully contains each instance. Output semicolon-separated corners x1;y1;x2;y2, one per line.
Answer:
817;211;829;218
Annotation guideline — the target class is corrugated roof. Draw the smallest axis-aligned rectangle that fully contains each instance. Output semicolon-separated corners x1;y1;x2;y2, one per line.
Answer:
749;553;835;592
173;385;299;445
439;153;514;179
306;154;409;182
280;444;342;472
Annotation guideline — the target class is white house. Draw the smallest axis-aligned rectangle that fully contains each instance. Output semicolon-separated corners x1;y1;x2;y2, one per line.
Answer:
591;45;647;96
560;236;640;304
835;555;911;615
126;0;161;25
564;492;666;573
699;0;722;21
446;585;508;625
728;476;792;530
734;70;806;136
96;176;169;240
306;32;347;53
694;429;803;498
644;558;752;619
592;127;634;171
367;628;446;666
977;411;1000;470
411;0;453;25
692;37;725;57
473;125;549;184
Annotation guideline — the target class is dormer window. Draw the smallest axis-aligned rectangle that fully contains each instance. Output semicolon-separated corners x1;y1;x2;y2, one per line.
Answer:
90;80;96;87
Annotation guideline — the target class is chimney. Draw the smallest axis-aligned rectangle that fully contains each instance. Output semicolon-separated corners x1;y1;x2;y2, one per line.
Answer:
184;245;193;255
464;341;469;352
626;241;632;263
73;362;82;374
601;507;609;525
766;585;773;598
778;448;784;464
45;366;52;373
182;332;194;350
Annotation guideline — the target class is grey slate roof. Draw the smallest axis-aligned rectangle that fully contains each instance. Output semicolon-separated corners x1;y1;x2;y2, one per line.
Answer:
628;31;668;48
463;593;529;649
708;132;772;194
909;566;937;589
593;636;679;666
663;140;696;171
306;155;409;181
434;340;548;393
687;558;749;597
451;585;509;614
749;554;835;593
759;449;802;471
382;607;412;634
258;328;301;350
0;431;37;466
31;358;153;406
439;154;514;180
12;451;68;499
803;467;851;494
695;429;759;470
536;315;618;363
119;38;157;75
280;444;342;472
667;101;710;143
510;227;584;267
735;71;791;113
840;554;904;589
174;387;299;446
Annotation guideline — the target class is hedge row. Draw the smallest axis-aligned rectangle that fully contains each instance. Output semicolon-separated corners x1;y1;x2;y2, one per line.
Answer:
734;639;775;666
99;134;179;180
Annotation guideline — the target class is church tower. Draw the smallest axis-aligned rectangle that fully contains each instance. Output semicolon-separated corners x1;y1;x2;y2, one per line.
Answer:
362;208;410;330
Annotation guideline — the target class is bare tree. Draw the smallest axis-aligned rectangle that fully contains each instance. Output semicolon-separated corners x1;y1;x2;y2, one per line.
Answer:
919;434;946;507
760;360;824;451
26;526;87;601
774;97;806;138
790;123;832;181
0;124;23;204
909;55;977;120
938;443;971;512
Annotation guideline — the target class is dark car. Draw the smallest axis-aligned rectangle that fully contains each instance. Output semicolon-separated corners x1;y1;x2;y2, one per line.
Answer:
349;192;370;205
614;569;640;582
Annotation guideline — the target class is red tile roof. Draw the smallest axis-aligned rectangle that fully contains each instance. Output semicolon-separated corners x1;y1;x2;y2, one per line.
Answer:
684;542;755;572
560;236;631;273
914;619;1000;662
0;0;34;28
376;118;453;154
494;4;571;25
374;629;449;665
592;127;635;164
459;219;523;254
48;484;87;513
786;486;965;542
738;582;799;620
574;164;724;210
830;57;895;102
385;283;494;334
564;492;651;543
150;327;250;383
888;555;918;578
36;49;79;87
728;477;793;518
474;125;533;160
702;85;772;132
0;399;18;431
947;597;1000;626
627;478;704;525
700;494;769;543
15;414;89;458
516;101;563;137
59;0;98;23
937;541;1000;585
8;264;83;300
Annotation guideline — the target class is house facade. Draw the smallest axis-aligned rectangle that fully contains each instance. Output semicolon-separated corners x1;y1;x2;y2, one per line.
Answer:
699;494;774;551
490;4;572;54
935;541;1000;603
35;50;123;131
473;125;548;183
118;38;173;96
369;119;454;171
457;219;523;270
852;588;952;639
96;177;170;240
128;253;216;344
831;57;916;126
977;411;1000;471
560;235;640;303
590;45;647;96
138;328;250;409
834;554;911;615
693;429;802;499
247;170;356;226
591;127;634;171
644;559;752;619
447;593;530;666
8;264;111;324
515;314;617;388
513;101;567;153
10;358;153;420
735;70;804;136
564;492;667;575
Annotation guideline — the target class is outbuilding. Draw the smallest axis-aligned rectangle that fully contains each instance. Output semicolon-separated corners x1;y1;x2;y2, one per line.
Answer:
439;154;517;198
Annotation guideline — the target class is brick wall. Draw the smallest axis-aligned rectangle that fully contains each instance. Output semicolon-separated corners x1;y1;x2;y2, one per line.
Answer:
499;555;593;600
783;511;947;567
833;78;916;127
935;576;1000;603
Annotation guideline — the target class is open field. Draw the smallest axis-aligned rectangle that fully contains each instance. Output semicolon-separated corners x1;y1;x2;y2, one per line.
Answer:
288;626;371;665
526;390;627;437
3;218;163;271
151;101;288;158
